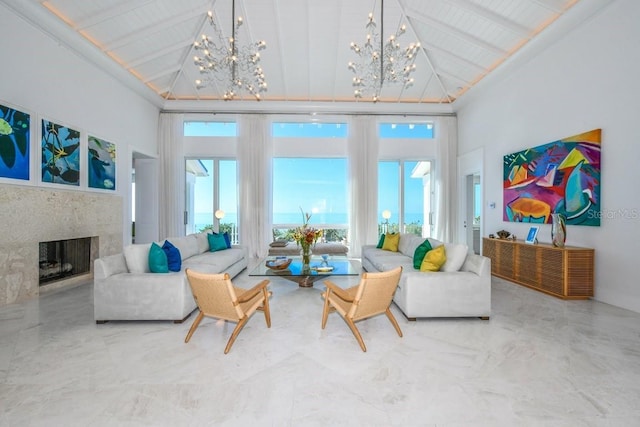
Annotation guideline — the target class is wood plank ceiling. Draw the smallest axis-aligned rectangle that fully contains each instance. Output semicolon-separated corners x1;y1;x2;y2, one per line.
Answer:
6;0;580;104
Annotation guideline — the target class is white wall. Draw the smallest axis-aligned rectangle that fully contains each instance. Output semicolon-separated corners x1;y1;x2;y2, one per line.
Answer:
456;0;640;312
0;4;160;247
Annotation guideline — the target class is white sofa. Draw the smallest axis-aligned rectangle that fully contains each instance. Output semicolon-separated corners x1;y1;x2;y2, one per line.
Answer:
361;234;491;320
94;232;248;323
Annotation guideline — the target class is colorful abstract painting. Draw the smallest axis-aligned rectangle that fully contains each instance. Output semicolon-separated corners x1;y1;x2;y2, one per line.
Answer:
503;129;601;226
88;135;116;190
41;119;80;185
0;103;30;180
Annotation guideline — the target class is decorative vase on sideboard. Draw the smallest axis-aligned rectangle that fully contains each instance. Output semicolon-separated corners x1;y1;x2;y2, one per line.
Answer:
551;213;566;247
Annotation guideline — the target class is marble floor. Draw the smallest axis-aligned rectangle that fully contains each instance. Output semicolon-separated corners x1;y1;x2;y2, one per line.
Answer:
1;270;640;427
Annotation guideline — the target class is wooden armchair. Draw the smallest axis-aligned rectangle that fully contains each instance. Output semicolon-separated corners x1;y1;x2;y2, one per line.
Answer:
184;269;271;354
321;266;403;352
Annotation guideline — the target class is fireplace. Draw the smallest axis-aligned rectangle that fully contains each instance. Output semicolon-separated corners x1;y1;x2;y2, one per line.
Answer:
39;237;93;286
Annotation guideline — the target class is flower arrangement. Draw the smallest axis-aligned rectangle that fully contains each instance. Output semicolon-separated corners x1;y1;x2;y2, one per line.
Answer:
292;209;323;254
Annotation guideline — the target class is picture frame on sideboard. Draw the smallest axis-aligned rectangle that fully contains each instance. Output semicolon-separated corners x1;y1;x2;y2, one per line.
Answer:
525;226;540;244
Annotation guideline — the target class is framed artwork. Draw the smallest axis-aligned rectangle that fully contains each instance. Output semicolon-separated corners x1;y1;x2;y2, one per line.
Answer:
41;119;80;185
0;102;30;180
88;135;116;190
503;129;601;226
525;226;540;244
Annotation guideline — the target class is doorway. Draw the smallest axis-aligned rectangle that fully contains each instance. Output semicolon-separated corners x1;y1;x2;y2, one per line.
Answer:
458;148;483;254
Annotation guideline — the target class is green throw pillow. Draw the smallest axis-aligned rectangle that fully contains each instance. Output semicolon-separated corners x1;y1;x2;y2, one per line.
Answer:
207;233;228;252
413;239;433;269
376;234;385;249
148;242;169;273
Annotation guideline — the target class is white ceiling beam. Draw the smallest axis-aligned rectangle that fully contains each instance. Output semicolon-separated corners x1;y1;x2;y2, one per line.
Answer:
406;7;508;56
445;0;533;37
400;13;453;103
143;64;182;83
104;5;209;51
421;41;486;72
127;38;195;68
434;68;471;86
74;0;155;30
528;0;565;14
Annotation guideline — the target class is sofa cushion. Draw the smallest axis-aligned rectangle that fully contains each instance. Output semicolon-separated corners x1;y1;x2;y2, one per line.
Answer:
162;240;182;272
166;235;199;260
208;233;228;252
223;232;231;248
382;233;400;252
149;242;169;273
123;243;151;274
376;234;385;248
413;239;433;269
398;233;424;258
441;243;469;272
184;248;246;273
420;245;447;272
194;232;210;253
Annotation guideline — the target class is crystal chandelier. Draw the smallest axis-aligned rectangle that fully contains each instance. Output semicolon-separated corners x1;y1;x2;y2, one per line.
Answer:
193;0;267;100
348;0;420;102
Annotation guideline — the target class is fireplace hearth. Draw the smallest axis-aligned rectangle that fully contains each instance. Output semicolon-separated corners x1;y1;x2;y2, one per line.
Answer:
39;237;92;285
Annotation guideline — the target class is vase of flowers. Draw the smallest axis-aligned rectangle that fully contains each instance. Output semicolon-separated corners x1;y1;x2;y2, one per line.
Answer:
292;209;323;271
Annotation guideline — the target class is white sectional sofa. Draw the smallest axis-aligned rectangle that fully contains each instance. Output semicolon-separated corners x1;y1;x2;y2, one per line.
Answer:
361;233;491;320
94;232;248;323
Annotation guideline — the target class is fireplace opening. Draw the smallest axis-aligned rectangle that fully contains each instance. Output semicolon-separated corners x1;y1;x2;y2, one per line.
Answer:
39;237;92;286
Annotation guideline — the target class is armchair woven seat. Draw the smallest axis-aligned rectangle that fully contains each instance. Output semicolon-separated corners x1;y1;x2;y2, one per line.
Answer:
184;269;271;354
321;266;403;352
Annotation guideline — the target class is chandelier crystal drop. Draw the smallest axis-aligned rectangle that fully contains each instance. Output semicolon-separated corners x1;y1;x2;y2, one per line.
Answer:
348;0;420;102
193;1;268;101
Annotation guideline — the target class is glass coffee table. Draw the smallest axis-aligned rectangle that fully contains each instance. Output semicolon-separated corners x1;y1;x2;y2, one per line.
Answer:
249;255;360;287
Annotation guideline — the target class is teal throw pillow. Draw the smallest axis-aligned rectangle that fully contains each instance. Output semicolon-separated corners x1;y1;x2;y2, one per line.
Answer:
376;234;385;249
148;242;169;273
413;239;433;270
208;233;228;252
162;240;182;272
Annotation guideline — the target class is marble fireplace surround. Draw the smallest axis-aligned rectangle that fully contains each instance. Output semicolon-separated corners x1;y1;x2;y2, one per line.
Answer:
0;185;123;306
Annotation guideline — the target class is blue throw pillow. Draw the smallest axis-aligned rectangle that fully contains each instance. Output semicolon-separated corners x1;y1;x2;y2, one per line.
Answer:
223;232;231;248
208;233;228;252
162;240;182;272
376;234;385;249
148;242;169;273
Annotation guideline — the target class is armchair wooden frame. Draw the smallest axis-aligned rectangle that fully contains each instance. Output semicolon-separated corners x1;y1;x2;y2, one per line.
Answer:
321;266;403;352
184;269;271;354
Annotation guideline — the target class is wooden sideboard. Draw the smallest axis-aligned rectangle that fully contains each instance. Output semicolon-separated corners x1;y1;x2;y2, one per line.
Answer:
482;237;594;299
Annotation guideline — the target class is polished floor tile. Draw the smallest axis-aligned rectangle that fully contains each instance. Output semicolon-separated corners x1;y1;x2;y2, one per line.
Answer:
1;271;640;426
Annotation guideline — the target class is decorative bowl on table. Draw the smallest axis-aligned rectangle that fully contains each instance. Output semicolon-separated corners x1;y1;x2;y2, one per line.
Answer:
265;258;292;270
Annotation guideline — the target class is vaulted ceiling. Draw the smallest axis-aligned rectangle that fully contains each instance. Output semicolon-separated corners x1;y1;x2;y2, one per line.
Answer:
5;0;586;108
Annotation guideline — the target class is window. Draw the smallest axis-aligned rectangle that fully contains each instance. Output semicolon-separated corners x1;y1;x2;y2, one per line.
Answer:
272;158;348;242
272;122;347;138
184;121;237;137
378;160;433;237
185;158;238;243
379;122;434;139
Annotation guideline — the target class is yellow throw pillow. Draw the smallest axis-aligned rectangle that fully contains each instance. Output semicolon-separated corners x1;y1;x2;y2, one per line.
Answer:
381;233;400;252
420;245;447;272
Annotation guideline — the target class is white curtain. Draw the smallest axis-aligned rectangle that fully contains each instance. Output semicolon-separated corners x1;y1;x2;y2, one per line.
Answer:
348;116;379;257
158;112;185;239
237;115;272;259
434;116;458;243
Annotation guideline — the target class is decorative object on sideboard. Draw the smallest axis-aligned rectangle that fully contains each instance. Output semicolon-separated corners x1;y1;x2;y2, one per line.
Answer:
551;213;567;247
496;230;511;239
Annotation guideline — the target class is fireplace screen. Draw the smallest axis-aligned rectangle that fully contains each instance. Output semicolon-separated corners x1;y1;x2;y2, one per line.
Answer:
39;237;91;285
